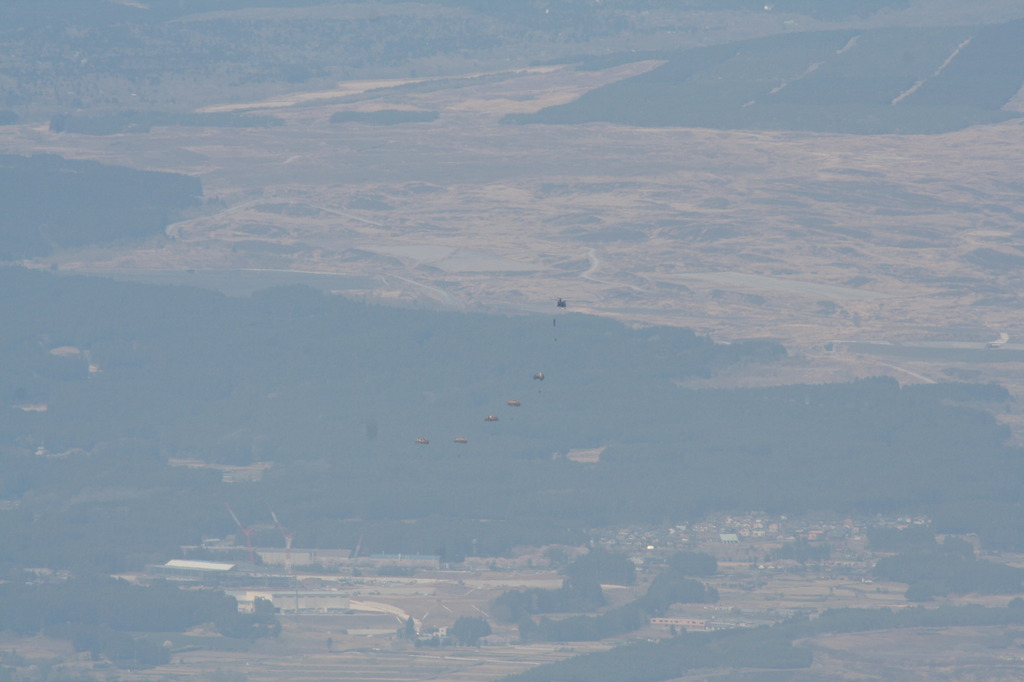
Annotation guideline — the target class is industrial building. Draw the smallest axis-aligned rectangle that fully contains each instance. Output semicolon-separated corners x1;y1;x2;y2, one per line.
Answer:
147;559;294;588
149;559;237;582
231;589;350;614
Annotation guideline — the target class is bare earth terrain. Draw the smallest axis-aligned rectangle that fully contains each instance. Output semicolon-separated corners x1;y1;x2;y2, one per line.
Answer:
5;63;1024;411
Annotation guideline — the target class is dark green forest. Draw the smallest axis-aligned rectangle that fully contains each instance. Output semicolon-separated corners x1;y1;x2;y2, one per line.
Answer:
0;577;278;668
517;568;718;643
2;263;1024;575
874;543;1024;602
0;154;202;259
492;549;719;643
0;0;921;120
492;549;639;623
0;0;630;115
329;110;440;125
500;601;1024;682
507;21;1024;134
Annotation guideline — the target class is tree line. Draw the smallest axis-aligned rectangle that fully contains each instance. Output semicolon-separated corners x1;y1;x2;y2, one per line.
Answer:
0;576;279;669
3;265;1024;578
500;601;1024;682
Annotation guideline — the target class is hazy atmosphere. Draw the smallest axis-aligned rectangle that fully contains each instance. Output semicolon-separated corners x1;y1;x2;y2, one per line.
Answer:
4;1;1024;680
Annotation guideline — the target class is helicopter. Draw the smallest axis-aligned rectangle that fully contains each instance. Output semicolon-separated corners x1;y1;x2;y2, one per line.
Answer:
556;297;567;308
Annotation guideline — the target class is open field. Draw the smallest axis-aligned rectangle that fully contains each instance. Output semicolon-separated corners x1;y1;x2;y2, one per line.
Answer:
797;626;1024;681
5;61;1024;400
7;548;1024;681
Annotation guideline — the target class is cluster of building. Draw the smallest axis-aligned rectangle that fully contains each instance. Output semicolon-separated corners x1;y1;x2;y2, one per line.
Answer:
136;512;952;628
591;512;935;557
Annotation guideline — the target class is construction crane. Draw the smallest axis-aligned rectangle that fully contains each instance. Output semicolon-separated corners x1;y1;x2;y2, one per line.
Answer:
269;508;295;574
224;502;256;565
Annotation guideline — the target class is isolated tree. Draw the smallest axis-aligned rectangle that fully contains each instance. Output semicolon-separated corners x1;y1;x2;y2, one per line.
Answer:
564;548;636;585
449;616;491;646
668;551;718;577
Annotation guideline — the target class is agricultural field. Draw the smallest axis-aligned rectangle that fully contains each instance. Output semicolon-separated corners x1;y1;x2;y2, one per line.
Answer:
6;543;1024;681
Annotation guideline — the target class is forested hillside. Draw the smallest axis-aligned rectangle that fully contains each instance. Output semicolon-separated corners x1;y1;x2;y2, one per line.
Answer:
508;20;1024;134
501;602;1024;682
1;266;1022;573
0;154;202;259
0;0;926;118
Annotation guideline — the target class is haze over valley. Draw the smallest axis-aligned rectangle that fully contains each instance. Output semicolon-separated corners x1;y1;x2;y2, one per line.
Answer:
4;1;1024;680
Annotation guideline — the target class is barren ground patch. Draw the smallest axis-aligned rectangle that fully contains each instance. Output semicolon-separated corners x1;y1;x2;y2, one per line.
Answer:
5;63;1024;400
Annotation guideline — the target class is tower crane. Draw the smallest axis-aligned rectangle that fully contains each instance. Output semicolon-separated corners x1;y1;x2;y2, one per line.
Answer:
224;502;256;565
269;508;295;574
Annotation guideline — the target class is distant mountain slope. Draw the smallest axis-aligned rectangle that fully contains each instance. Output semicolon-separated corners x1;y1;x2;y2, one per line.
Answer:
0;266;776;461
3;267;1024;570
0;0;970;118
507;21;1024;134
0;0;338;27
0;154;201;259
